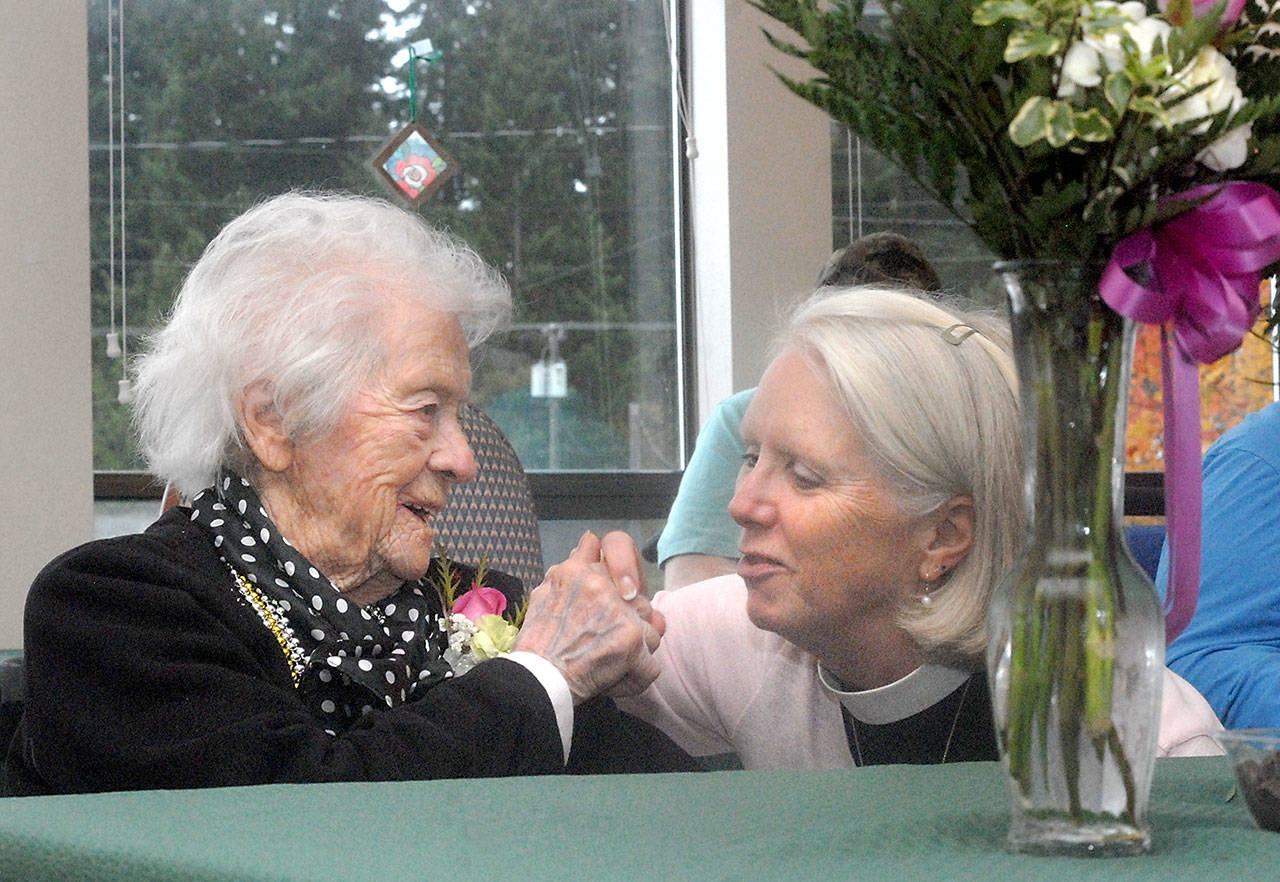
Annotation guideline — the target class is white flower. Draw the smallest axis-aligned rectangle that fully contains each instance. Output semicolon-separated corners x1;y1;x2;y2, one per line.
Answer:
1057;9;1171;98
1091;30;1128;75
446;613;477;655
469;614;519;661
1127;17;1172;65
1153;44;1251;171
1199;121;1253;171
1110;1;1148;20
1164;46;1245;134
1059;42;1103;96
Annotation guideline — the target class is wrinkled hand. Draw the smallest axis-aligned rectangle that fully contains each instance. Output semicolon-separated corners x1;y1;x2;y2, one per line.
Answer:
514;531;662;703
598;530;665;638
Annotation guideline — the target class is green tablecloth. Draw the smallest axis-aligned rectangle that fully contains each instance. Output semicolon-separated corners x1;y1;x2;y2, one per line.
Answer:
0;758;1265;881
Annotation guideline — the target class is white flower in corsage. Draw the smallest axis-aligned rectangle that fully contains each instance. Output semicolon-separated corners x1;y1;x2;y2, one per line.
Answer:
433;554;526;675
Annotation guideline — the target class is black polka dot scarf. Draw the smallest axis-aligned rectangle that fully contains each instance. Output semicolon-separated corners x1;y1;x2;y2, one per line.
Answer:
189;472;454;731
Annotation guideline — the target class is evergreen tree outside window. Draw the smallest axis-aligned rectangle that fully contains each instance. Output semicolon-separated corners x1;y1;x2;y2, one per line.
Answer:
89;0;681;480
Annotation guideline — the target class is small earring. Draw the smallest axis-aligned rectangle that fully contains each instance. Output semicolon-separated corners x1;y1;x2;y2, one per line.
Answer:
919;591;934;608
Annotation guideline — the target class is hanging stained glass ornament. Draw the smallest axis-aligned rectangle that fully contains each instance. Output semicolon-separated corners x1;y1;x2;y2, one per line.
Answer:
372;39;458;207
373;122;458;207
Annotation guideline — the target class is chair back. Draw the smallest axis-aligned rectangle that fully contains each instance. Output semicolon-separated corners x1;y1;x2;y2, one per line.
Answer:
434;405;545;592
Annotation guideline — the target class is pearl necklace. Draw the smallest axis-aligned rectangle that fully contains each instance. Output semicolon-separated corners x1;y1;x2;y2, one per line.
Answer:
847;677;972;767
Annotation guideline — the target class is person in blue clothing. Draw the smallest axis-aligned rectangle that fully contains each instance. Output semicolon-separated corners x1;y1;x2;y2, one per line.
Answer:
1157;399;1280;729
657;232;944;589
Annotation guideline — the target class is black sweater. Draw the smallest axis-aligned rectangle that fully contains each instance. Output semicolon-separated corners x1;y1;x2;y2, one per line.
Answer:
5;509;695;794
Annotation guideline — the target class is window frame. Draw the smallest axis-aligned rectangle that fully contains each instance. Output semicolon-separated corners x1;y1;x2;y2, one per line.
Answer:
90;0;695;524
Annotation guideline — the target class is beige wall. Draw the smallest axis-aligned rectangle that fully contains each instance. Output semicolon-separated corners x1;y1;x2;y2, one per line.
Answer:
688;0;831;424
0;1;93;648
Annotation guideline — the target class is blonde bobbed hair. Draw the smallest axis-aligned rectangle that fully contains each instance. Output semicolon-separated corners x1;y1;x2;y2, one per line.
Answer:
778;286;1022;665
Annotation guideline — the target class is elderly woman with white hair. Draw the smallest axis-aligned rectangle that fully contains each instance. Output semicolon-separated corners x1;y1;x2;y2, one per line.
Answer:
619;287;1223;768
5;191;694;795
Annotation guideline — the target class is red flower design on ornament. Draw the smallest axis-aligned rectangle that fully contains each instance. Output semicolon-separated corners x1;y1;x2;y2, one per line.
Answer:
393;154;438;197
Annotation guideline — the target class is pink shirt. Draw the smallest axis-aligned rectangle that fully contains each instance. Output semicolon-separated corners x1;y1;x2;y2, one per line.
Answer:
619;575;1224;769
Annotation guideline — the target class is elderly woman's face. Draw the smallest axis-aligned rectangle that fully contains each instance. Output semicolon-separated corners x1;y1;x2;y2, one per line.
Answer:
729;348;935;658
266;297;477;604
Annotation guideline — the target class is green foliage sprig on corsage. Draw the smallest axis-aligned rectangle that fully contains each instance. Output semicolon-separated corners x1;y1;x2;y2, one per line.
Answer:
430;549;528;675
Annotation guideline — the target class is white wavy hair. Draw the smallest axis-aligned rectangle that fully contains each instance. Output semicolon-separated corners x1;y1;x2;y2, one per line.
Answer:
133;191;511;497
779;286;1023;664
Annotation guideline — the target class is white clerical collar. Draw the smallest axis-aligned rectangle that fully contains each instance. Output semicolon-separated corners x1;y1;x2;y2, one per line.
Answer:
818;662;971;725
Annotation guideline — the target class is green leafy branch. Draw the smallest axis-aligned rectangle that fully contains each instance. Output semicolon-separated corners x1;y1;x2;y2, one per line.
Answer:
752;0;1280;266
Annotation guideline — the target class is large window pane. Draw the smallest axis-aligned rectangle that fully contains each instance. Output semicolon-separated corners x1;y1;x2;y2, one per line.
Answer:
89;0;681;481
830;126;995;301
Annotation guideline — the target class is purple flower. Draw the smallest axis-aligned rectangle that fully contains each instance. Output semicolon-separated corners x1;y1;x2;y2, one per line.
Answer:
1159;0;1247;28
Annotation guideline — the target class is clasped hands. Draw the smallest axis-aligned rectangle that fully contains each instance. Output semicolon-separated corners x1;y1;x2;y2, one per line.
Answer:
514;530;664;704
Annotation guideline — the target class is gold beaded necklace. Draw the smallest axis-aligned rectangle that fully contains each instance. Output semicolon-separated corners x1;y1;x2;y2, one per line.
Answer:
226;563;307;688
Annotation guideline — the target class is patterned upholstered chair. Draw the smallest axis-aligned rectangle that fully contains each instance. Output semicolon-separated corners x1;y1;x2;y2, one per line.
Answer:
432;404;545;592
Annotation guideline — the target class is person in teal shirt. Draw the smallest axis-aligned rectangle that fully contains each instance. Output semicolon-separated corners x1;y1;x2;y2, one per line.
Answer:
655;389;753;586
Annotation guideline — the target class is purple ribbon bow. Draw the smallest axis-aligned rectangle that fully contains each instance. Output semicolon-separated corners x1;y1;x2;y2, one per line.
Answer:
1101;181;1280;644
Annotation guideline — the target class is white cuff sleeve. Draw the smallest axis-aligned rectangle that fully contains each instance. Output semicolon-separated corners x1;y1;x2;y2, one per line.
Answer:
505;651;573;764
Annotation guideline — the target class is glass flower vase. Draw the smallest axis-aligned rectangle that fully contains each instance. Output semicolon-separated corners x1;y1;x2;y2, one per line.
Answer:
987;261;1165;857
